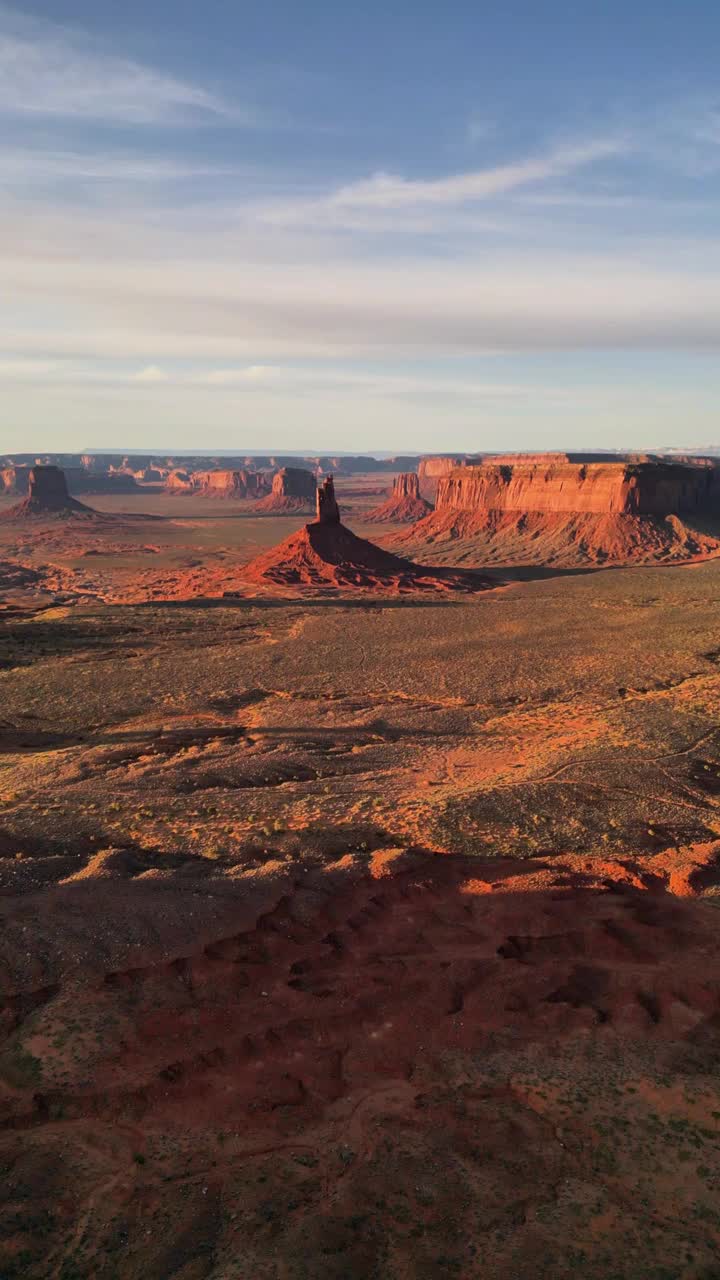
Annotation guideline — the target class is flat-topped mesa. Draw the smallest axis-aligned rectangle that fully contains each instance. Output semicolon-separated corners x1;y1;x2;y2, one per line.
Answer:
253;466;317;513
436;461;720;517
192;469;269;499
316;475;341;525
393;456;720;566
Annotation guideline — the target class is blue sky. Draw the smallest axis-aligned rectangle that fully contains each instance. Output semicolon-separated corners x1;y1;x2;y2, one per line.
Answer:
3;0;720;453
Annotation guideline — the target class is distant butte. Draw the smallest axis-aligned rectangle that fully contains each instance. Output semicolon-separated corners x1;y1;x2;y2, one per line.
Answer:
0;466;105;522
0;465;162;527
366;472;433;523
239;475;495;592
253;466;317;513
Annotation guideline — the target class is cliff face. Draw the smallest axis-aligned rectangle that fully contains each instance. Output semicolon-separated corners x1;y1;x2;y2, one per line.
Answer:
165;469;269;497
365;473;433;524
394;458;720;567
316;475;340;524
394;473;422;501
192;470;269;498
0;467;30;495
254;467;317;512
436;462;720;517
272;468;316;500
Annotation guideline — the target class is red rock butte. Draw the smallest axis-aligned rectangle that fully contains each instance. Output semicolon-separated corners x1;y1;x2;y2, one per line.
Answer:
0;465;101;522
366;472;433;523
253;466;317;513
239;475;495;592
395;458;720;566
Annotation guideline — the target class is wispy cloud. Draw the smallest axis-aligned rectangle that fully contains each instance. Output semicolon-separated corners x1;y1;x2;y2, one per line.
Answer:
0;146;239;184
326;140;623;210
254;138;625;232
0;4;236;124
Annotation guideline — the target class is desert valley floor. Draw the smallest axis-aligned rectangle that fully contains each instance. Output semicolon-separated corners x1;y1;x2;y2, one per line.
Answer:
3;481;720;1278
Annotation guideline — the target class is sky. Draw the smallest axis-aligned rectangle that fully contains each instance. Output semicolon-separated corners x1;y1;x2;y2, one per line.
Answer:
3;0;720;454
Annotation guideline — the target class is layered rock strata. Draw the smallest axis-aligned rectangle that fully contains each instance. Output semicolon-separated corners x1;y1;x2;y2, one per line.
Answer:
366;472;433;523
396;459;720;566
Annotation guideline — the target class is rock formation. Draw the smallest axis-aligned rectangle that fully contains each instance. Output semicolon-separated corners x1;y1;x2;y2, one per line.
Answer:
365;472;433;523
165;469;194;493
437;460;719;516
315;474;340;524
0;466;103;522
239;478;495;592
395;459;720;567
417;455;473;499
253;467;317;513
198;469;269;499
0;466;30;495
165;469;269;499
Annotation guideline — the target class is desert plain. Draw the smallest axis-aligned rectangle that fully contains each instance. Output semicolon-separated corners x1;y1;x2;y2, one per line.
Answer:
2;463;720;1278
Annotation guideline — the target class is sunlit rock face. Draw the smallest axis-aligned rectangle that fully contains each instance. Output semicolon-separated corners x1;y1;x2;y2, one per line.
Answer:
436;461;720;516
365;473;433;524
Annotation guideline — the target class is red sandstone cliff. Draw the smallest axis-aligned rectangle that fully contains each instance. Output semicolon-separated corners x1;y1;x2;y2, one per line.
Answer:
253;467;317;513
175;469;271;499
366;472;433;523
417;456;466;499
201;469;268;499
436;462;719;516
395;459;720;567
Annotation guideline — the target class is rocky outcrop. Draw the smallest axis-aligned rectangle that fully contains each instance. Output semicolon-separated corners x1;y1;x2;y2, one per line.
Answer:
196;469;269;499
366;472;433;523
165;469;194;493
417;455;476;499
0;466;30;495
253;467;317;513
164;469;269;499
239;482;494;592
316;474;340;524
395;458;720;567
0;466;102;521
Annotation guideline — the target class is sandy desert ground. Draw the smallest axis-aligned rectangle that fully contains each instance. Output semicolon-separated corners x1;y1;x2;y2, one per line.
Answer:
2;478;720;1278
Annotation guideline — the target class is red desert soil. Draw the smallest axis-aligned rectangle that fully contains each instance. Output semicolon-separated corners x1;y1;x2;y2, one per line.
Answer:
3;468;720;1278
4;850;720;1278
